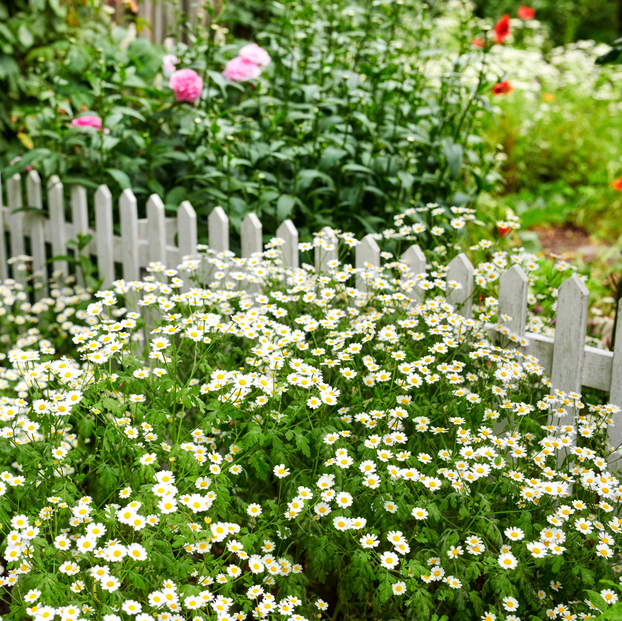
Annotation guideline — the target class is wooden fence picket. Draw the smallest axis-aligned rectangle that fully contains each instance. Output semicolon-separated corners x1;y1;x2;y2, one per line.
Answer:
178;201;198;292
147;194;167;265
497;264;528;342
7;174;25;286
550;274;589;395
209;207;229;253
276;219;298;269
3;172;622;442
71;186;89;287
609;299;622;467
26;171;47;299
120;189;140;283
355;234;380;292
446;253;474;318
241;213;262;258
401;244;426;301
47;177;67;277
95;185;115;290
0;175;7;282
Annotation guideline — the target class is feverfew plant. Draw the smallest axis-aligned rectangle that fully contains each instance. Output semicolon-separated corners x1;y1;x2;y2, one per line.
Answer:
0;214;619;621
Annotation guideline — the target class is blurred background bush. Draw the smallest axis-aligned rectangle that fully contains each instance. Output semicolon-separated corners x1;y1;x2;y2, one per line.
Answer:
471;0;622;45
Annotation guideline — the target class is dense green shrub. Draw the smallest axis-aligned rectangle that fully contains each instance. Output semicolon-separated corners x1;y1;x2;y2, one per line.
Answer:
0;0;116;145
2;0;502;241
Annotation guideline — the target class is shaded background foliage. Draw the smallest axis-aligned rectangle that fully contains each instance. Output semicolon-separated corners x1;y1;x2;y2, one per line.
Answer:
471;0;622;46
0;0;501;246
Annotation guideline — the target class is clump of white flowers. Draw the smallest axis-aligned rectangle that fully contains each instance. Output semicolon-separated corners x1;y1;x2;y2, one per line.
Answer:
0;207;618;621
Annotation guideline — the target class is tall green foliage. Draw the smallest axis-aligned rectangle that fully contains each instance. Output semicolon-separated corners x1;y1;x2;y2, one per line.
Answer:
2;0;501;241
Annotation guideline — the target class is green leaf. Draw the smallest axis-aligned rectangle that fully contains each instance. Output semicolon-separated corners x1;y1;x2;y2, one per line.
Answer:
17;24;34;49
442;141;463;179
593;603;622;620
586;590;608;614
276;194;296;221
105;168;132;191
342;163;375;175
319;146;347;170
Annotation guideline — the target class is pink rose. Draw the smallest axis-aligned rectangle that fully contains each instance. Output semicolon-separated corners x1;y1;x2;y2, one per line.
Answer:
238;43;271;68
162;54;180;78
222;56;262;82
71;115;103;131
169;68;203;104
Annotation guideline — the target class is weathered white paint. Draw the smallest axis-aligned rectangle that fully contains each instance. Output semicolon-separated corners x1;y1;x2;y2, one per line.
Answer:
95;185;115;289
241;212;262;259
498;264;528;339
209;207;229;253
47;176;67;276
551;274;589;394
447;252;474;318
120;189;140;282
355;234;380;292
276;219;298;269
7;174;25;286
26;171;47;299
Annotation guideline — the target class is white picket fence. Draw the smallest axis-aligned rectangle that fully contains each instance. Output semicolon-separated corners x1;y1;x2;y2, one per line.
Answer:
2;171;622;434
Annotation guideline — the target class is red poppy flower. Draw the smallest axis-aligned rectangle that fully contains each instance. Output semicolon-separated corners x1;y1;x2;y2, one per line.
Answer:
492;80;513;95
472;37;486;49
517;5;535;20
493;14;511;44
497;225;512;237
611;176;622;191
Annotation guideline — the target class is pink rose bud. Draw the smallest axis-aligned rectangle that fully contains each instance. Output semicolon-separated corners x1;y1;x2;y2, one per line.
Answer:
238;43;271;67
222;56;262;82
71;116;103;131
169;68;204;104
162;54;180;78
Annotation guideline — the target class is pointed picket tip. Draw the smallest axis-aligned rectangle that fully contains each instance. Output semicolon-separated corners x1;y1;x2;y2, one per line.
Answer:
355;234;380;292
401;244;426;276
209;206;229;253
357;234;380;256
120;188;137;208
242;212;262;229
500;263;528;288
95;184;112;203
447;253;474;318
209;206;228;227
276;219;299;269
47;174;60;190
498;264;529;340
178;200;196;221
447;252;474;275
146;193;165;214
26;170;42;207
559;272;589;298
178;201;198;271
355;234;380;270
276;218;297;239
241;212;262;258
26;169;41;185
